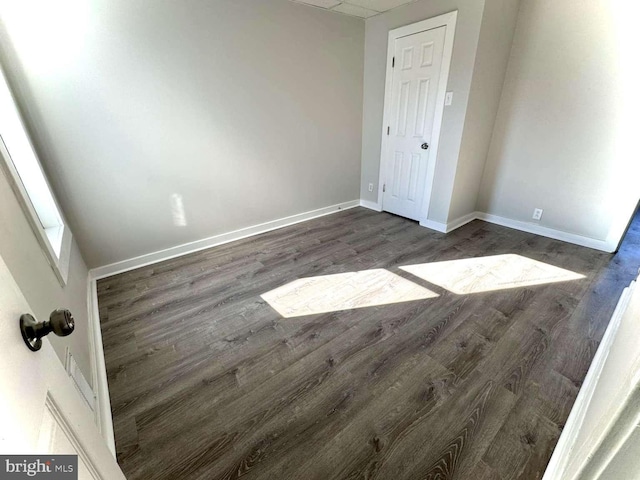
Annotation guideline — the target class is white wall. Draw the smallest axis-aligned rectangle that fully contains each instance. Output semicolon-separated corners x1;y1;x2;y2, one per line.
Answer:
0;166;92;385
360;0;486;223
447;0;520;222
477;0;639;245
558;276;640;480
0;0;364;268
597;426;640;480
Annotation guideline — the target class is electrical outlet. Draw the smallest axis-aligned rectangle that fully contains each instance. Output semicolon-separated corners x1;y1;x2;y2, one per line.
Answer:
368;183;374;192
532;208;543;220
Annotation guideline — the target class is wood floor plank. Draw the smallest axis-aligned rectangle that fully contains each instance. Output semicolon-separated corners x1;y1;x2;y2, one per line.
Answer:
403;375;516;480
481;390;561;480
98;207;640;479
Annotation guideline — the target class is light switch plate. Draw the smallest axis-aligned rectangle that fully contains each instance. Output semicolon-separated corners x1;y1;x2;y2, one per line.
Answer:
445;91;453;106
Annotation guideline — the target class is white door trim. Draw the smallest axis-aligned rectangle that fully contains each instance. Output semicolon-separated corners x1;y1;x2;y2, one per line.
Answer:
377;11;457;222
87;276;116;456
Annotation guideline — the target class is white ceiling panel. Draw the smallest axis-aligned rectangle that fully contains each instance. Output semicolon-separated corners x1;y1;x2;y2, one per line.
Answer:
291;0;415;18
331;3;379;18
293;0;341;9
341;0;415;13
288;0;416;18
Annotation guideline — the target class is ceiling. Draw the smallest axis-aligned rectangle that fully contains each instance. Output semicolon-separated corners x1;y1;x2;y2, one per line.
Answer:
289;0;416;18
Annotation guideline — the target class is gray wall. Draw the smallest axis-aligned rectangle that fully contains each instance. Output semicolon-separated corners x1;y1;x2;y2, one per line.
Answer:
0;167;92;385
360;0;485;223
477;0;636;241
447;0;520;222
1;0;364;267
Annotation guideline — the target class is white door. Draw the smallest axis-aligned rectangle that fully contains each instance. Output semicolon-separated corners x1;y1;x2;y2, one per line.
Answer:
0;254;125;479
381;26;447;221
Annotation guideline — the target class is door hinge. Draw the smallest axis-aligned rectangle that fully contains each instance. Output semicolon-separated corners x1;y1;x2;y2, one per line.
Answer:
387;126;390;135
383;183;386;193
392;56;395;68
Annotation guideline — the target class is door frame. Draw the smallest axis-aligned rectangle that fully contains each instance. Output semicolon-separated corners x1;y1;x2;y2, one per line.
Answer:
377;11;457;222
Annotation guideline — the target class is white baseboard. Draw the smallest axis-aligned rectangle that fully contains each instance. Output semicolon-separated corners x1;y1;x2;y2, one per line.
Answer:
446;211;479;232
420;211;478;233
418;210;611;253
477;212;611;252
419;218;447;233
86;276;116;456
90;200;360;280
359;199;382;212
87;202;613;282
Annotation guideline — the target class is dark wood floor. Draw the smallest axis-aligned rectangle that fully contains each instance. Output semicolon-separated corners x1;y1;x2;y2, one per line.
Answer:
98;207;640;480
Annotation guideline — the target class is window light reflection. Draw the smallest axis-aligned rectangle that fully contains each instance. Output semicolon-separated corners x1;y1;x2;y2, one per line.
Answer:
400;254;585;295
261;269;438;318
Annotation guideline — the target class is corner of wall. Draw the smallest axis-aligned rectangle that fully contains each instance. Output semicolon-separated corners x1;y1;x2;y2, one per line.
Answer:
448;0;522;223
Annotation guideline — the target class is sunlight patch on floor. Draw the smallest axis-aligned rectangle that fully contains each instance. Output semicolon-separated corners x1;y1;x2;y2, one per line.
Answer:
261;269;438;318
400;254;585;295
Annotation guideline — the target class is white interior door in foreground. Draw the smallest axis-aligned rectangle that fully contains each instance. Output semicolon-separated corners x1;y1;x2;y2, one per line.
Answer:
382;26;446;221
0;254;125;480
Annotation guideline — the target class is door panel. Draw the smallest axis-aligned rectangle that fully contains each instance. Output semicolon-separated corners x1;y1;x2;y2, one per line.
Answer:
0;255;125;479
38;395;101;479
382;26;446;221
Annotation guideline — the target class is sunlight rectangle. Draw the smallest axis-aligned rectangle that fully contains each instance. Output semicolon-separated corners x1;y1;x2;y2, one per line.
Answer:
400;254;585;294
261;269;438;318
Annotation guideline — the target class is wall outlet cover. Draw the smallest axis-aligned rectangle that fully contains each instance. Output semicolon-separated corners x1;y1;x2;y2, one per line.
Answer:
533;208;543;220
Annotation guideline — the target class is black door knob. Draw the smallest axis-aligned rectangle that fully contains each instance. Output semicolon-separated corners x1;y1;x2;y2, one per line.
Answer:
421;143;429;150
20;309;75;352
